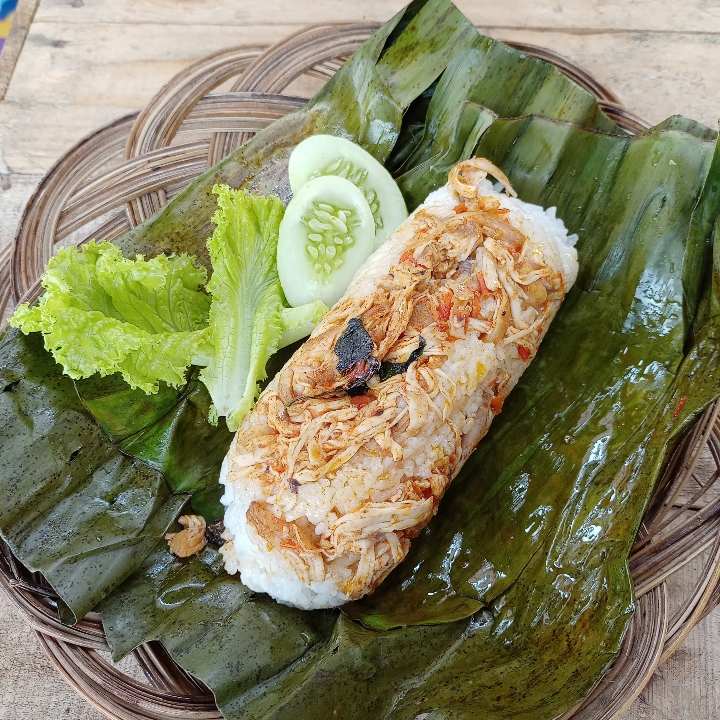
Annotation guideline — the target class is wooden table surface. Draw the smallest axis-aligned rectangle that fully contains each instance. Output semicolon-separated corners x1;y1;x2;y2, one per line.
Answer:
1;1;720;718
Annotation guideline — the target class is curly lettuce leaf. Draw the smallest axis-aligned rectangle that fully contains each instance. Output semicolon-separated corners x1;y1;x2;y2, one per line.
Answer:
9;241;210;393
93;246;210;334
200;186;289;431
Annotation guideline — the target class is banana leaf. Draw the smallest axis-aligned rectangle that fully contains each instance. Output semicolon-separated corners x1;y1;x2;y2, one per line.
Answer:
97;116;720;720
391;33;622;206
0;330;187;623
75;372;233;520
2;1;720;718
98;544;337;703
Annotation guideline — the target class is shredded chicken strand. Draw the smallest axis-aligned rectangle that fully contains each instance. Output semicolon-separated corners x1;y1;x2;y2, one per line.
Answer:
166;515;208;558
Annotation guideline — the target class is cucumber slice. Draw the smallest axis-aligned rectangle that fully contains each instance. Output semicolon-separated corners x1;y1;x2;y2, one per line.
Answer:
288;134;408;249
278;175;375;307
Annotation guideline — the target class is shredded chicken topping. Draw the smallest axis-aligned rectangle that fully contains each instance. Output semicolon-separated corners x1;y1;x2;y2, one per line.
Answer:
166;514;208;558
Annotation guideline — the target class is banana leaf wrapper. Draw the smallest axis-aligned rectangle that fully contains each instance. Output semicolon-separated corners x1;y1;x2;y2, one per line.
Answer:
97;116;720;719
74;372;233;521
0;330;188;623
1;1;720;718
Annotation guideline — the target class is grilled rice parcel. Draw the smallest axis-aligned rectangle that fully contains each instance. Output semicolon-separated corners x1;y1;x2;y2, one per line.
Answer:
220;159;579;609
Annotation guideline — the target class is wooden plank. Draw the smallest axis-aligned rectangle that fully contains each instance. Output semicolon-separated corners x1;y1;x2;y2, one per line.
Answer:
32;0;720;34
0;0;40;100
4;22;286;107
0;102;127;174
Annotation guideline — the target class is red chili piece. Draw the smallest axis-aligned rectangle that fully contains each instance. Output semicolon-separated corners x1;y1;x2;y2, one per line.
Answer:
350;395;372;409
477;273;490;295
490;396;504;415
400;250;421;267
672;396;688;419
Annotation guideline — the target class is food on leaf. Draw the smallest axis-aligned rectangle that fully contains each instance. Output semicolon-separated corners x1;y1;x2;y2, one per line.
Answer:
277;175;376;307
219;159;579;609
165;514;208;558
288;134;409;248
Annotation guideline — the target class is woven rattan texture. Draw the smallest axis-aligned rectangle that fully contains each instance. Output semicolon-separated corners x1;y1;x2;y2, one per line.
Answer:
1;24;719;720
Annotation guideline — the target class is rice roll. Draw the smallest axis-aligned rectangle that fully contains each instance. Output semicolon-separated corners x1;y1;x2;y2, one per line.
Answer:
220;159;578;609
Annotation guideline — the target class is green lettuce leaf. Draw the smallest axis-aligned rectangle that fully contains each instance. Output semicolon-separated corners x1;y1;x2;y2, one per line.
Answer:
9;241;210;393
199;185;287;431
9;196;328;438
278;300;329;348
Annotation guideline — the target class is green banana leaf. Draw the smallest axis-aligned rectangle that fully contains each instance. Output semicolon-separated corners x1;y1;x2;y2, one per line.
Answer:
97;117;720;720
0;330;187;623
98;544;337;703
2;1;720;718
75;373;233;520
392;34;622;208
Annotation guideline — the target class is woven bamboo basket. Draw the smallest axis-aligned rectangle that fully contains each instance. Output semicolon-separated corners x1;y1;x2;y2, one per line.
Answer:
1;23;719;720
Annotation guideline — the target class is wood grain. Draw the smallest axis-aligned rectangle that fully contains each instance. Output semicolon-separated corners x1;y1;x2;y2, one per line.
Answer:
1;2;719;719
31;0;720;34
0;592;105;720
0;0;40;100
